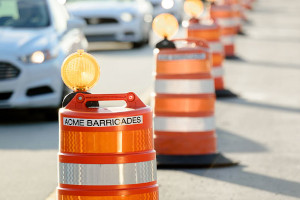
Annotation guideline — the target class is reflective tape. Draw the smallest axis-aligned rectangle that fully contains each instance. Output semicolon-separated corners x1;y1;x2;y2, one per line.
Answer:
154;116;215;132
59;160;157;185
233;17;242;25
216;18;239;27
212;66;224;78
209;41;224;53
231;4;242;11
155;79;214;94
221;35;235;45
157;53;206;61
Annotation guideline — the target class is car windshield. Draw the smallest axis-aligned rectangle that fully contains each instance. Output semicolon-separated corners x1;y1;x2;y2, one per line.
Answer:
0;0;50;28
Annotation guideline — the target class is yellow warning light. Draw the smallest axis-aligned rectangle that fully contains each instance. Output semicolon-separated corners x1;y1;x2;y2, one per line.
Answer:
152;13;179;39
61;50;100;92
184;0;204;18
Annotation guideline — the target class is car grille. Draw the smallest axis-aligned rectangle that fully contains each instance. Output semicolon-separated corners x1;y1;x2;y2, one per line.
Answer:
0;62;20;80
84;18;118;25
0;92;12;100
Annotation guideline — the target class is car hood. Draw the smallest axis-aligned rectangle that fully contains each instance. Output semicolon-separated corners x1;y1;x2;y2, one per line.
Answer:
0;27;56;56
67;1;140;17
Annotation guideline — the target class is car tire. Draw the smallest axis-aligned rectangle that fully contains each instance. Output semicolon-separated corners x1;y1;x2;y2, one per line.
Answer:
44;108;59;121
132;41;145;48
132;37;149;48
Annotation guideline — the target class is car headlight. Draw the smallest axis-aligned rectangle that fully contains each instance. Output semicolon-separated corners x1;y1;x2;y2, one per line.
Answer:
161;0;174;9
120;12;134;22
30;51;45;64
21;50;58;64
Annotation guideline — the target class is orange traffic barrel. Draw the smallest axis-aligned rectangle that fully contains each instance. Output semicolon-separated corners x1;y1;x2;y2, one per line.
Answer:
222;0;243;32
211;4;239;58
187;20;237;98
241;0;254;10
58;93;159;199
154;38;237;167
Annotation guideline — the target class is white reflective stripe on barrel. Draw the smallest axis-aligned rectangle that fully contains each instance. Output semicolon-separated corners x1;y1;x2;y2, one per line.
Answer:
233;17;242;26
59;160;157;185
157;53;206;61
231;4;242;11
209;41;224;53
221;35;235;45
212;66;224;78
155;79;215;94
216;18;239;27
188;24;218;30
154;116;215;132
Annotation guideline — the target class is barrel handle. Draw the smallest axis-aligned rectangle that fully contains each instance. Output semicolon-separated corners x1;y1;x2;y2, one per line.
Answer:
171;38;209;49
65;92;146;110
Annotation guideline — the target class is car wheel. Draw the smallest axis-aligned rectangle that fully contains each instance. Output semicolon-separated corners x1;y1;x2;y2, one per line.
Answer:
132;41;145;48
132;37;149;48
44;108;59;121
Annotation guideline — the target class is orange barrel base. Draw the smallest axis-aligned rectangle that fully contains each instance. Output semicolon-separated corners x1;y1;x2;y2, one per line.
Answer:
59;194;158;200
224;44;239;59
214;77;238;98
214;77;224;91
216;89;238;98
155;131;216;155
58;185;158;200
157;153;237;168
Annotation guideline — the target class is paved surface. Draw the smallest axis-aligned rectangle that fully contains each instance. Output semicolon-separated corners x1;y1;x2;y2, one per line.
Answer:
1;0;300;199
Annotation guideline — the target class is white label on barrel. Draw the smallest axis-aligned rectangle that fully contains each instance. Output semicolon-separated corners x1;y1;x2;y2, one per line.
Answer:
63;116;143;127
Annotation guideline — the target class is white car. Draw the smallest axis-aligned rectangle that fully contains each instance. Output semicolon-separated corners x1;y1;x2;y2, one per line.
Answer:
66;0;153;48
0;0;88;110
148;0;184;22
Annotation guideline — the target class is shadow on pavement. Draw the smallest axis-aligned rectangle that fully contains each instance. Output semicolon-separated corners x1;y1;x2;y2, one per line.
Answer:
219;98;300;114
225;56;300;70
88;44;153;56
87;42;153;53
243;59;300;70
182;166;300;199
0;109;58;150
0;109;58;124
0;121;58;150
217;128;267;153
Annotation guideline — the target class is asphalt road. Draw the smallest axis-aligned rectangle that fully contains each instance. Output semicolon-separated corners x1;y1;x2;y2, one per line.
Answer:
1;0;300;199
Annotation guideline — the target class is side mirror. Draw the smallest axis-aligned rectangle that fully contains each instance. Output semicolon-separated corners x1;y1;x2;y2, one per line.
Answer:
67;17;86;30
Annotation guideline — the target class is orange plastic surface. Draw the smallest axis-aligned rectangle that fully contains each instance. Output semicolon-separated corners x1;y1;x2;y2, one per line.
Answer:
59;192;158;200
220;26;238;35
155;131;217;155
60;128;153;154
188;29;220;41
214;77;225;90
212;53;224;66
157;59;211;75
224;44;235;56
58;184;158;199
155;94;215;116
